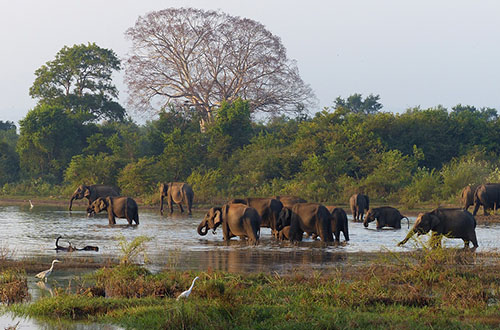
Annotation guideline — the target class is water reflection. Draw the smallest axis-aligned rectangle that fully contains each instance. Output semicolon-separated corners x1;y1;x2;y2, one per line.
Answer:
0;204;499;274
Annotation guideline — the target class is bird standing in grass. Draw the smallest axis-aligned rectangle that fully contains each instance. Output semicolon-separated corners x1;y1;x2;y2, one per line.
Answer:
35;259;61;282
176;276;199;300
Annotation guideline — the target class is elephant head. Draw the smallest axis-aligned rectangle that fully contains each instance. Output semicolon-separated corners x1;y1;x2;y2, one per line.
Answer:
363;208;379;227
90;197;109;215
69;184;90;211
159;182;171;214
398;212;439;246
276;207;292;231
197;207;222;236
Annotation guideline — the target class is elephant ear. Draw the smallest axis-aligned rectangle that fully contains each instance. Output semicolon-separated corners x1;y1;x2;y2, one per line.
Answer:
83;186;91;198
430;214;440;230
214;209;222;226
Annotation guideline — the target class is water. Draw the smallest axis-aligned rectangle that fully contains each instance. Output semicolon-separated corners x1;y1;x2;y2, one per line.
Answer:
1;203;499;328
0;203;498;274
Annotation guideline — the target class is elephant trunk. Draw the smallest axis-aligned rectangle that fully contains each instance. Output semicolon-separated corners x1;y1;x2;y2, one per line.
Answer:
69;195;76;211
197;221;208;236
363;219;368;228
398;228;415;246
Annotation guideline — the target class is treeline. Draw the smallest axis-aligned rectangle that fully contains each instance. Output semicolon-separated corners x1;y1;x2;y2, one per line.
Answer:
1;96;500;207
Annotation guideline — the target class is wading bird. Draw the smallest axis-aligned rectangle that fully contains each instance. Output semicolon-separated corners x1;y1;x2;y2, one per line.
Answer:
29;200;34;209
176;276;199;301
35;259;61;282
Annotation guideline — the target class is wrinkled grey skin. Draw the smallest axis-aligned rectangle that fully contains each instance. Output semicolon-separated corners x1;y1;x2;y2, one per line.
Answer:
273;196;307;208
69;184;120;211
461;185;479;212
277;203;334;243
160;182;194;215
197;204;261;245
326;206;349;242
90;196;139;225
349;193;369;221
364;206;409;229
473;183;500;216
398;208;478;249
229;197;283;235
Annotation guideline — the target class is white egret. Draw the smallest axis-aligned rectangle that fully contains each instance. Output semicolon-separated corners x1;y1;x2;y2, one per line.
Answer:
176;276;199;300
29;200;34;209
35;259;61;282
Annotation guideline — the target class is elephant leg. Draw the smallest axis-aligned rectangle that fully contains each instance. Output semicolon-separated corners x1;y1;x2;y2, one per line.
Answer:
126;212;133;225
430;233;442;249
178;203;184;213
463;239;470;249
483;205;489;216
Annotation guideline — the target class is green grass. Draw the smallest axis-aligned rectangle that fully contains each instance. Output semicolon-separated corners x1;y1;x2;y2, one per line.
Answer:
8;248;500;329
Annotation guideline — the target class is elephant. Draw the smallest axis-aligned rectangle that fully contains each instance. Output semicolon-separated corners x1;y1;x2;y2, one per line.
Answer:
69;184;120;211
276;203;334;242
90;196;139;225
197;203;261;245
398;208;478;249
278;226;291;240
273;196;307;208
349;193;369;221
472;183;500;216
363;206;409;229
326;206;349;242
160;182;194;215
229;197;283;236
461;185;479;211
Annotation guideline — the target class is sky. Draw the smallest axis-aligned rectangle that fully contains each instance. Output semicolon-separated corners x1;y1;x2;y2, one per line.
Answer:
0;0;499;125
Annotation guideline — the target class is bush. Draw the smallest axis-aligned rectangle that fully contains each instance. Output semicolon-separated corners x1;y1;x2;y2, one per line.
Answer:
117;157;162;196
440;157;491;198
400;167;442;208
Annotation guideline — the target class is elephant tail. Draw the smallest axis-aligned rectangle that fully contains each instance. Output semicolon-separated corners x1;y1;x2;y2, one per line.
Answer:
402;216;410;229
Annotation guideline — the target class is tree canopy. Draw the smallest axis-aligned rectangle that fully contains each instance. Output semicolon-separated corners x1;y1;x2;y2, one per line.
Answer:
29;43;125;122
125;8;315;126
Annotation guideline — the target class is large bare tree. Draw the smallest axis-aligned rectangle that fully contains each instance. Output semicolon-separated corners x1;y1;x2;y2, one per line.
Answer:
125;8;315;126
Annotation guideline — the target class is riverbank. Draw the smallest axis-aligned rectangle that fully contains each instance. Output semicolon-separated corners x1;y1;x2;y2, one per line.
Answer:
5;248;500;329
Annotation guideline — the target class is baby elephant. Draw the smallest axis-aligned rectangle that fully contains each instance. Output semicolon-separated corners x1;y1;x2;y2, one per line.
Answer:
364;206;409;229
90;196;139;225
278;226;291;240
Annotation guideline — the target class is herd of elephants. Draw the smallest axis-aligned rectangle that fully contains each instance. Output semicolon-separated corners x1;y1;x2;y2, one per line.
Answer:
65;182;500;250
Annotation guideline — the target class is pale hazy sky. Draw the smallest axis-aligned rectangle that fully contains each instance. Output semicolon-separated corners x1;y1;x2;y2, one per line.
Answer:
1;0;499;124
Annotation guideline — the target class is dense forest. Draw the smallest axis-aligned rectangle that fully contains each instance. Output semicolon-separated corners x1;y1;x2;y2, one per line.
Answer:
1;91;499;207
1;36;499;207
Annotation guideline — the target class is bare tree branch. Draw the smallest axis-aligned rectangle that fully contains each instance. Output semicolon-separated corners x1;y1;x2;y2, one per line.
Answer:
125;8;316;122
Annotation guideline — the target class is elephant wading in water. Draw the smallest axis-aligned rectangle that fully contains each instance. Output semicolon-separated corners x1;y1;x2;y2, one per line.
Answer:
197;204;261;245
461;185;479;212
273;196;307;208
69;184;120;212
473;183;500;216
229;198;283;236
398;208;478;249
364;206;409;229
90;196;139;225
277;203;334;243
326;206;349;242
350;193;369;221
160;182;194;215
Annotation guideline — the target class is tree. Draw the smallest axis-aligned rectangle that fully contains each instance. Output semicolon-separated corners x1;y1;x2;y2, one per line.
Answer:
125;8;315;127
17;104;84;182
334;93;382;115
29;43;125;122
